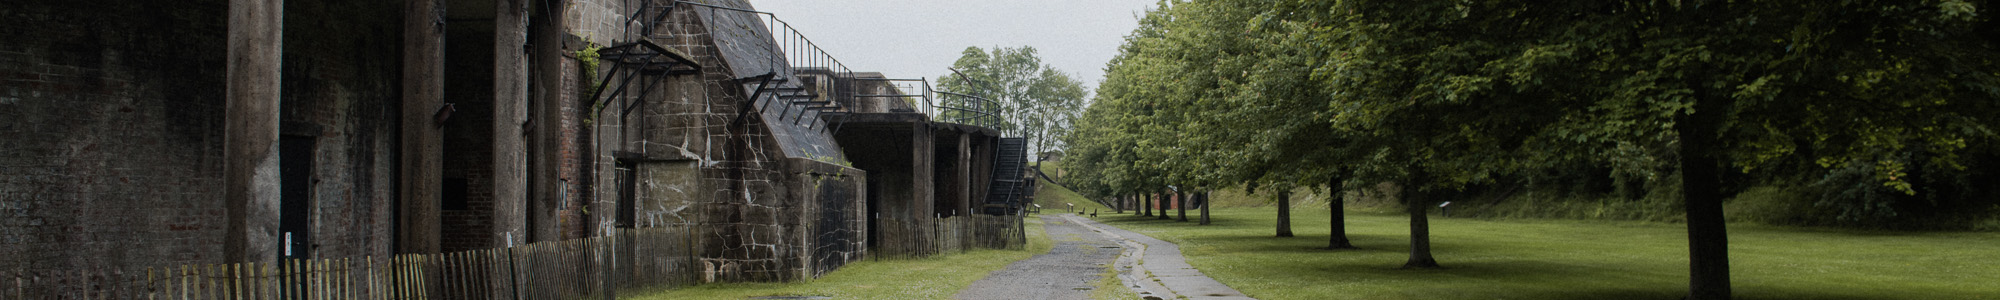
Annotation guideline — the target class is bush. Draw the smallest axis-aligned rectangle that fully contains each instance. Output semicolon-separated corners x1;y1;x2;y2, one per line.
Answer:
1724;186;1837;226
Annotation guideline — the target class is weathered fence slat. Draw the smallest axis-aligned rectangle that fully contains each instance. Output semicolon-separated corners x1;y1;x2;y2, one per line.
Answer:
7;223;929;299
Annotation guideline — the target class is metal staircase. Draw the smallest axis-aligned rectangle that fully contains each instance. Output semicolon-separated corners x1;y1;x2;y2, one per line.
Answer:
613;1;850;132
980;138;1029;215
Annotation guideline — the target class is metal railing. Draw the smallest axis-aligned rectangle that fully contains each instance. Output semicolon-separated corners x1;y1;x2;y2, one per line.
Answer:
849;77;1003;130
851;78;935;115
669;1;855;131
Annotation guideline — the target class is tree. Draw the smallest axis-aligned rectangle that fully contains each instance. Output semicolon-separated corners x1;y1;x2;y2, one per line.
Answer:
1274;190;1294;237
1142;194;1153;217
1199;191;1211;225
1069;0;1997;297
1326;176;1354;249
1176;189;1189;222
1289;0;1998;296
937;46;1088;156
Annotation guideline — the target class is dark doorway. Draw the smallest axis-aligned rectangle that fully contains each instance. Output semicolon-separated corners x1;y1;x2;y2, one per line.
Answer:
280;135;314;259
616;159;637;229
866;175;880;248
280;135;314;298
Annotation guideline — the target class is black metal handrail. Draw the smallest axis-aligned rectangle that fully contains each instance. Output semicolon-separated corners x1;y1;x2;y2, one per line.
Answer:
625;1;857;132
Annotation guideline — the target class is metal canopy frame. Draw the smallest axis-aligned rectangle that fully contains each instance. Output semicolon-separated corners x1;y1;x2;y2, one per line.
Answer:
588;39;703;122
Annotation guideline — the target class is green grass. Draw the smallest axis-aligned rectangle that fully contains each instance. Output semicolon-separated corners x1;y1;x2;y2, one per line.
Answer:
1094;207;2000;300
630;216;1055;300
1035;170;1120;215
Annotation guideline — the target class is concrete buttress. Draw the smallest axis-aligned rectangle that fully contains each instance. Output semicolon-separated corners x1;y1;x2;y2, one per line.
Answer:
400;0;444;256
224;0;283;265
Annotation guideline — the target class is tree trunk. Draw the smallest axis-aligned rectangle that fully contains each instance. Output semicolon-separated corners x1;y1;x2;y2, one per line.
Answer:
1276;190;1293;237
1402;182;1439;268
1176;190;1188;222
1142;194;1153;217
1198;191;1211;225
1130;195;1139;215
1157;190;1171;220
1328;177;1354;249
1680;92;1732;300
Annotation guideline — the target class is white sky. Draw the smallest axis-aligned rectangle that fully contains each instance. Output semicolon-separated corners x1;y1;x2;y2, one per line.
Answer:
750;0;1161;94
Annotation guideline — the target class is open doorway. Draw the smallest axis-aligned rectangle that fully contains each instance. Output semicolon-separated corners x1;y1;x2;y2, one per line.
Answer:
279;135;314;260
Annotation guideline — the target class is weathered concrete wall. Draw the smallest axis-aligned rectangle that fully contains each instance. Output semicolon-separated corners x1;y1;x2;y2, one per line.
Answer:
0;0;230;271
222;0;283;266
603;0;866;281
491;0;531;253
934;129;967;217
0;0;404;270
277;0;404;259
1;0;874;287
564;0;630;44
829;117;941;257
528;1;577;244
400;0;447;256
789;158;865;279
638;160;704;226
970;134;997;207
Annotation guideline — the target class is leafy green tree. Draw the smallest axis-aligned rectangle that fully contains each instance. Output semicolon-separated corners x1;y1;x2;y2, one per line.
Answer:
1286;0;1998;297
937;46;1089;156
1074;2;1996;299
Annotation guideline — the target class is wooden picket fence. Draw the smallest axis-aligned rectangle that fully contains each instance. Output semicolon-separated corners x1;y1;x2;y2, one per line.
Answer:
4;225;697;300
874;214;1025;259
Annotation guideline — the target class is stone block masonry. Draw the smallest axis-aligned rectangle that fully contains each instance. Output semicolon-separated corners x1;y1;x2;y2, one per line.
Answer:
0;0;953;294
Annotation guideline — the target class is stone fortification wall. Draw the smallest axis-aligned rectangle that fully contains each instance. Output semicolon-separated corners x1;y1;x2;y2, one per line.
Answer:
0;0;404;271
599;0;866;282
0;1;230;272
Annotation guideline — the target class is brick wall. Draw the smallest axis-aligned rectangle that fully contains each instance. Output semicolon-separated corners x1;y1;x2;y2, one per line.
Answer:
556;53;592;240
440;20;500;253
278;0;403;259
0;0;405;272
0;1;229;271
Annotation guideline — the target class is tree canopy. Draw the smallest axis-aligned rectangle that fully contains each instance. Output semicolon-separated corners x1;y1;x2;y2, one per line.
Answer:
1061;0;1997;299
937;46;1090;156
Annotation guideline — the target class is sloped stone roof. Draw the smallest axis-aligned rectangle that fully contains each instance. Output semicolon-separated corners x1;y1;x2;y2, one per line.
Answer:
689;0;846;163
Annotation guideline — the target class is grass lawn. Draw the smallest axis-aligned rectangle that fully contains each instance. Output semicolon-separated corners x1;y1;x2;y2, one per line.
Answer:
1094;206;2000;300
629;215;1055;300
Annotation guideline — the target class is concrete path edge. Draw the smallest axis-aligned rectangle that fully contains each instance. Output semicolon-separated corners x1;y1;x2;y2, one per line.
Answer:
1058;214;1257;300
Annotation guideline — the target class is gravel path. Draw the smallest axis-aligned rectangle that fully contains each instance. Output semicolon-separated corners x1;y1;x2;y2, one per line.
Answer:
954;214;1124;300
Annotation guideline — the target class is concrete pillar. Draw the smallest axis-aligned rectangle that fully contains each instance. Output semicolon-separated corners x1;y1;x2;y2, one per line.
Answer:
956;132;972;217
400;0;444;255
224;0;283;264
526;0;566;243
912;123;934;252
492;0;528;249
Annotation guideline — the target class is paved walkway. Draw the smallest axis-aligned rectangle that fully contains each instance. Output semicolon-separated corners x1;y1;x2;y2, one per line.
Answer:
957;214;1255;300
955;214;1124;300
1074;215;1256;300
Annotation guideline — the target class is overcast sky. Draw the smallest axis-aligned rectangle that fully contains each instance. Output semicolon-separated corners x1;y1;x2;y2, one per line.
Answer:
750;0;1161;95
